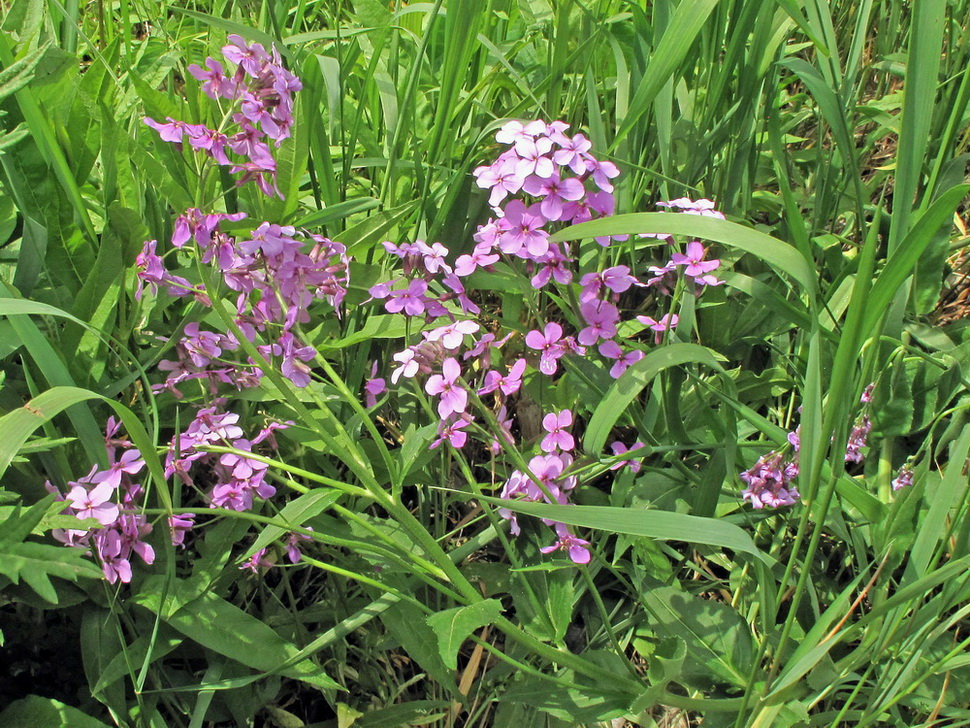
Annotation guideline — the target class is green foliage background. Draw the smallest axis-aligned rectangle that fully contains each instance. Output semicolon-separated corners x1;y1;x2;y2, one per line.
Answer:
0;0;969;726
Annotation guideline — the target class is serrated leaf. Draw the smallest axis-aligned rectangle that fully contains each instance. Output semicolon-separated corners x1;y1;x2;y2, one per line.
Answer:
0;540;102;603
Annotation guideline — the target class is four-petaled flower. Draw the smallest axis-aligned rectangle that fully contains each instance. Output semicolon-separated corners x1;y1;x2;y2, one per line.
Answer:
425;358;468;418
541;410;575;452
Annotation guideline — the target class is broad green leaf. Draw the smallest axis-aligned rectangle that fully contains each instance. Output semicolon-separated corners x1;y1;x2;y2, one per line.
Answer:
132;590;340;690
477;497;767;562
426;599;502;670
0;696;112;728
551;213;817;296
640;586;753;688
584;342;726;454
0;540;102;603
243;489;341;559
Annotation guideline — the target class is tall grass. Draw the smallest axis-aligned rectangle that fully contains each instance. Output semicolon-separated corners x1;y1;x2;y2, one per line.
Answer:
0;0;969;726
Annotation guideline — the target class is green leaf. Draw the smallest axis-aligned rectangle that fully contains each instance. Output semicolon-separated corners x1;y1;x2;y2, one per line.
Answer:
551;212;817;296
612;0;722;148
242;488;341;560
0;541;102;603
863;184;970;337
0;385;102;479
640;586;753;688
132;590;340;690
584;342;726;454
380;601;457;695
0;696;112;728
0;493;55;543
426;599;502;670
477;497;767;562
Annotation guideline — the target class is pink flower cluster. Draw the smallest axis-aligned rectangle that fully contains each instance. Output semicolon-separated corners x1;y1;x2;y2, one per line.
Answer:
48;418;154;584
740;451;800;510
144;35;301;197
138;210;349;395
165;401;289;513
499;411;591;564
741;384;877;509
468;119;618;286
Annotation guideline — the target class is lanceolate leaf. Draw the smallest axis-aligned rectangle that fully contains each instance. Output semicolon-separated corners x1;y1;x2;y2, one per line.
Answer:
584;343;727;454
550;212;817;296
477;497;767;562
132;590;341;690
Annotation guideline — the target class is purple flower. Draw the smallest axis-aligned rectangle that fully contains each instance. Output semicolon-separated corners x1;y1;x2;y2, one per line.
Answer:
240;547;275;574
522;173;586;221
892;464;914;491
551;132;592;173
430;415;472;450
188;57;237;99
740;452;800;509
91;448;145;491
391;348;421;384
598;340;645;378
474;159;525;206
66;481;119;526
671;241;721;278
279;332;316;388
609;441;646;473
541;410;575;453
285;529;313;563
525;322;567;375
384;279;429;316
495;119;547;145
500;200;549;257
578;300;619;346
636;313;679;344
222;34;270;77
425;320;480;350
539;523;591;564
135;240;167;299
455;243;500;277
144;116;185;143
657;197;724;219
845;416;872;464
425;358;468;418
478;358;527;397
169;513;196;547
513;136;555;179
96;530;132;584
365;362;387;408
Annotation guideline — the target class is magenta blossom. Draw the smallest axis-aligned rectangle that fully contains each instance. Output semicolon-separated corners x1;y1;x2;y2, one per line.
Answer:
539;522;591;564
609;441;646;473
425;358;468;419
525;322;567;375
636;313;679;344
430;415;472;450
66;482;119;526
541;410;575;453
478;358;527;397
671;241;721;278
